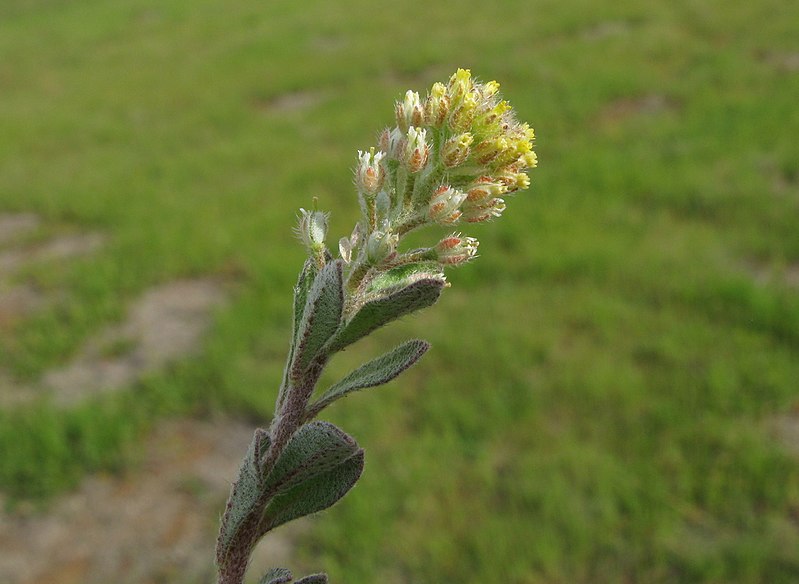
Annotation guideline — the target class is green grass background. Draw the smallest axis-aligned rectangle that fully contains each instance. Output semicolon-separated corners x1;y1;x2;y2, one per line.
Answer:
1;0;799;582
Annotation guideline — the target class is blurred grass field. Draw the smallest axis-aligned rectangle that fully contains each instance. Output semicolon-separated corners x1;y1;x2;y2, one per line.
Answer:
1;0;799;582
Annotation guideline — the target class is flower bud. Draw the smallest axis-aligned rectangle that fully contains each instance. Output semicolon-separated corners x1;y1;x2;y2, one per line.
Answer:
473;136;510;165
495;169;531;193
435;233;479;265
461;198;506;223
424;82;450;127
296;208;329;251
355;148;385;195
481;80;500;98
428;185;467;225
396;90;424;132
402;126;430;173
440;133;474;168
465;176;508;205
448;91;478;133
447;68;473;106
365;230;398;264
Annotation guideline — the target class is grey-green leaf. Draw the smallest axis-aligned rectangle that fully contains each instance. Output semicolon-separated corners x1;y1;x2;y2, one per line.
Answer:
263;421;362;496
216;428;270;564
292;259;318;343
330;276;445;352
307;339;430;419
260;445;364;534
295;574;329;584
291;260;344;375
260;567;293;584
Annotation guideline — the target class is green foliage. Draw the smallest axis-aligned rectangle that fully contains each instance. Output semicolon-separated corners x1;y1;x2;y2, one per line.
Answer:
216;429;271;563
308;339;430;418
263;421;362;497
291;260;344;374
260;439;364;534
330;276;445;351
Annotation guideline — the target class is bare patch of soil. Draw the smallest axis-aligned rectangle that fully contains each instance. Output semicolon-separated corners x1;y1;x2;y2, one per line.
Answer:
0;213;40;246
771;414;799;458
0;283;44;329
741;259;799;290
759;51;799;73
0;233;104;276
0;417;308;584
44;279;227;405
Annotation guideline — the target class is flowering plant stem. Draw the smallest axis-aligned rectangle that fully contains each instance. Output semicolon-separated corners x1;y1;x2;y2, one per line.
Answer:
214;69;537;584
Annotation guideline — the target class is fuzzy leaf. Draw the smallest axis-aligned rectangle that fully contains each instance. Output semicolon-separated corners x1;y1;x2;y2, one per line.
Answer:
258;567;328;584
292;259;318;342
260;444;364;534
292;260;344;374
279;260;320;405
307;339;430;418
264;421;362;496
295;575;329;584
216;429;270;563
330;276;445;351
260;567;293;584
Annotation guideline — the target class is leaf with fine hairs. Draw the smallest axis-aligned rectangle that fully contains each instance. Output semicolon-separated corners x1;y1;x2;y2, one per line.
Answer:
216;428;270;565
329;275;445;352
306;339;430;419
291;260;344;375
259;442;364;535
263;421;362;497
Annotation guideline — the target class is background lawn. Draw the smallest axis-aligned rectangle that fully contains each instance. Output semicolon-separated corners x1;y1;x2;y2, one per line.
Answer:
1;0;798;582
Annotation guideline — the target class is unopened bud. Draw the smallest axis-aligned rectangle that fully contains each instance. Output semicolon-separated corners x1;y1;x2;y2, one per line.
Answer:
428;185;467;225
396;90;424;132
461;198;506;223
402;127;430;173
355;148;386;195
296;208;329;251
466;176;508;204
365;230;398;264
447;68;473;106
424;82;450;127
435;233;479;265
448;91;478;133
441;133;474;168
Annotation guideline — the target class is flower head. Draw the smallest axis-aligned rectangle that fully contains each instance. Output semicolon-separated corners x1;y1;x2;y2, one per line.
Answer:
402;126;430;173
295;207;329;254
435;233;479;265
355;148;386;195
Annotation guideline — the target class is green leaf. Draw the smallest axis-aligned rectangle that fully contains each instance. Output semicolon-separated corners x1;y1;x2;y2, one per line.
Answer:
258;569;328;584
295;575;328;584
280;259;320;406
260;441;364;534
216;429;270;564
307;339;430;418
260;567;293;584
363;261;441;295
330;275;445;352
291;260;344;374
292;259;318;343
263;421;362;496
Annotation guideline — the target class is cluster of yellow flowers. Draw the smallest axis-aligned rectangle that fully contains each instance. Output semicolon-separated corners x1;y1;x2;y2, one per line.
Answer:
298;69;537;294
